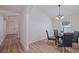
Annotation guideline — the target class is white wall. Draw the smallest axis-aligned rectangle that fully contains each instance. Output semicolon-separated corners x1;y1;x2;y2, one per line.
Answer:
20;6;32;51
19;6;53;51
29;6;53;43
0;16;6;45
20;8;27;51
70;14;79;31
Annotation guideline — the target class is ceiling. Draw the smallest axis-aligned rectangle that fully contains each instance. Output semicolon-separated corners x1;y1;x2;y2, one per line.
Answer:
37;5;79;17
0;5;26;14
0;5;79;17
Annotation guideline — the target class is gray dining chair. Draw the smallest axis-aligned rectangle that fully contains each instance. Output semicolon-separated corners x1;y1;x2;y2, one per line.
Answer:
46;30;56;43
73;31;79;48
58;33;73;52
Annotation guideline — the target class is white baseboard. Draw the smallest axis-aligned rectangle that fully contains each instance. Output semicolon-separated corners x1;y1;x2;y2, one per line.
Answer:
29;37;47;44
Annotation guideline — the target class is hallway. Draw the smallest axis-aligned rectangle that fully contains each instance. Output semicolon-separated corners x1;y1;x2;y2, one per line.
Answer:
0;34;25;53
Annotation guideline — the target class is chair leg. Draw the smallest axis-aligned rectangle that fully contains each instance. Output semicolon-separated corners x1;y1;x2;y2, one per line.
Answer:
62;47;65;53
77;43;79;49
75;43;78;49
72;43;78;49
72;43;74;48
68;47;72;53
55;40;57;45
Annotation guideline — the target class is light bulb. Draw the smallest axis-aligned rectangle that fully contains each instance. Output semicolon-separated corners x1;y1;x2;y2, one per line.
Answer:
56;16;59;20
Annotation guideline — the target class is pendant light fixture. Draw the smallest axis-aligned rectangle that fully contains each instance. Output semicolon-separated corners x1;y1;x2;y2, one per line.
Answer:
56;5;64;20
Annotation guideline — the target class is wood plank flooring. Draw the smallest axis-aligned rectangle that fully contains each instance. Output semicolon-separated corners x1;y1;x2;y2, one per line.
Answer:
0;34;79;53
29;40;60;53
29;39;79;53
0;34;25;53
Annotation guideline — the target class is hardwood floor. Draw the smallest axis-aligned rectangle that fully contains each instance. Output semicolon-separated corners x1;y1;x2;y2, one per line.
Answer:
0;34;25;53
29;39;79;53
29;40;60;53
1;35;79;53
